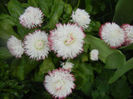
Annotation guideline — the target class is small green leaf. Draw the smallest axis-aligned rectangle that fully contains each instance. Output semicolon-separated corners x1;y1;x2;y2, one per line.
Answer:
0;47;12;59
85;0;92;13
8;0;24;22
86;21;101;33
128;70;133;84
92;69;113;99
0;19;18;40
44;0;64;29
21;3;30;8
105;51;126;69
74;63;94;95
0;14;15;25
38;0;53;17
64;4;72;15
17;24;32;38
113;0;133;25
33;57;55;82
109;57;133;84
28;0;38;7
81;53;88;62
11;56;38;80
120;43;133;50
110;76;131;99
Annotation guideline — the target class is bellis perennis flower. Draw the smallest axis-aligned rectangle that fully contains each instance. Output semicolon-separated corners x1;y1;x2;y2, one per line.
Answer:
7;36;24;58
90;49;99;61
61;62;74;72
99;22;125;48
44;68;75;98
19;6;44;29
72;8;91;29
49;23;85;59
24;30;49;60
121;24;133;45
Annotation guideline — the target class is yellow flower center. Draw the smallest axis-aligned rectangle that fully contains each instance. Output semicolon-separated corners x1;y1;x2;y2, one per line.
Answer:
64;33;75;46
34;40;44;50
54;80;65;91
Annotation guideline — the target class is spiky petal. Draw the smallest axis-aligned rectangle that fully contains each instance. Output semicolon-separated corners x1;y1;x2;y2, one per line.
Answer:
7;36;24;58
19;6;44;29
24;30;49;60
49;23;85;59
44;68;75;98
99;22;125;48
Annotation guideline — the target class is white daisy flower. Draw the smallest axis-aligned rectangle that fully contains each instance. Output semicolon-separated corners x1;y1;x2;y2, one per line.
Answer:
90;49;99;61
49;23;85;59
61;62;74;72
19;6;44;29
44;68;75;98
72;8;91;29
121;24;133;45
24;30;49;60
7;36;24;58
99;22;125;48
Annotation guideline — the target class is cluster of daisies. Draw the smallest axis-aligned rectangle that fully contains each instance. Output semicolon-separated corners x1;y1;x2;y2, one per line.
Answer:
100;22;133;48
6;6;92;98
8;6;133;99
8;5;133;99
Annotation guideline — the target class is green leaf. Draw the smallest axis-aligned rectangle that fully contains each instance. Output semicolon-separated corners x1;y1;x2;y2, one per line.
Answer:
105;51;126;69
81;53;88;62
0;20;18;40
17;24;32;38
0;14;15;26
8;0;24;22
86;35;117;62
64;4;72;16
120;43;133;50
85;0;92;13
110;76;131;99
74;63;94;95
127;70;133;84
109;57;133;84
38;0;53;17
113;0;133;25
86;21;101;33
21;3;30;8
28;0;39;7
0;47;12;59
11;56;38;80
92;69;113;99
44;0;64;29
33;57;55;82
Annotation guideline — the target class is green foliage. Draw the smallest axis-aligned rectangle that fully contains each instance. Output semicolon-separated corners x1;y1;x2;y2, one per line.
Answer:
110;76;131;99
0;61;29;98
38;0;53;17
8;0;24;23
128;70;133;84
33;57;55;82
0;18;18;40
74;63;94;95
0;0;133;98
120;43;133;50
28;0;39;7
0;47;12;59
105;51;126;69
11;56;39;80
113;0;133;25
44;0;64;29
109;57;133;84
92;70;113;99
